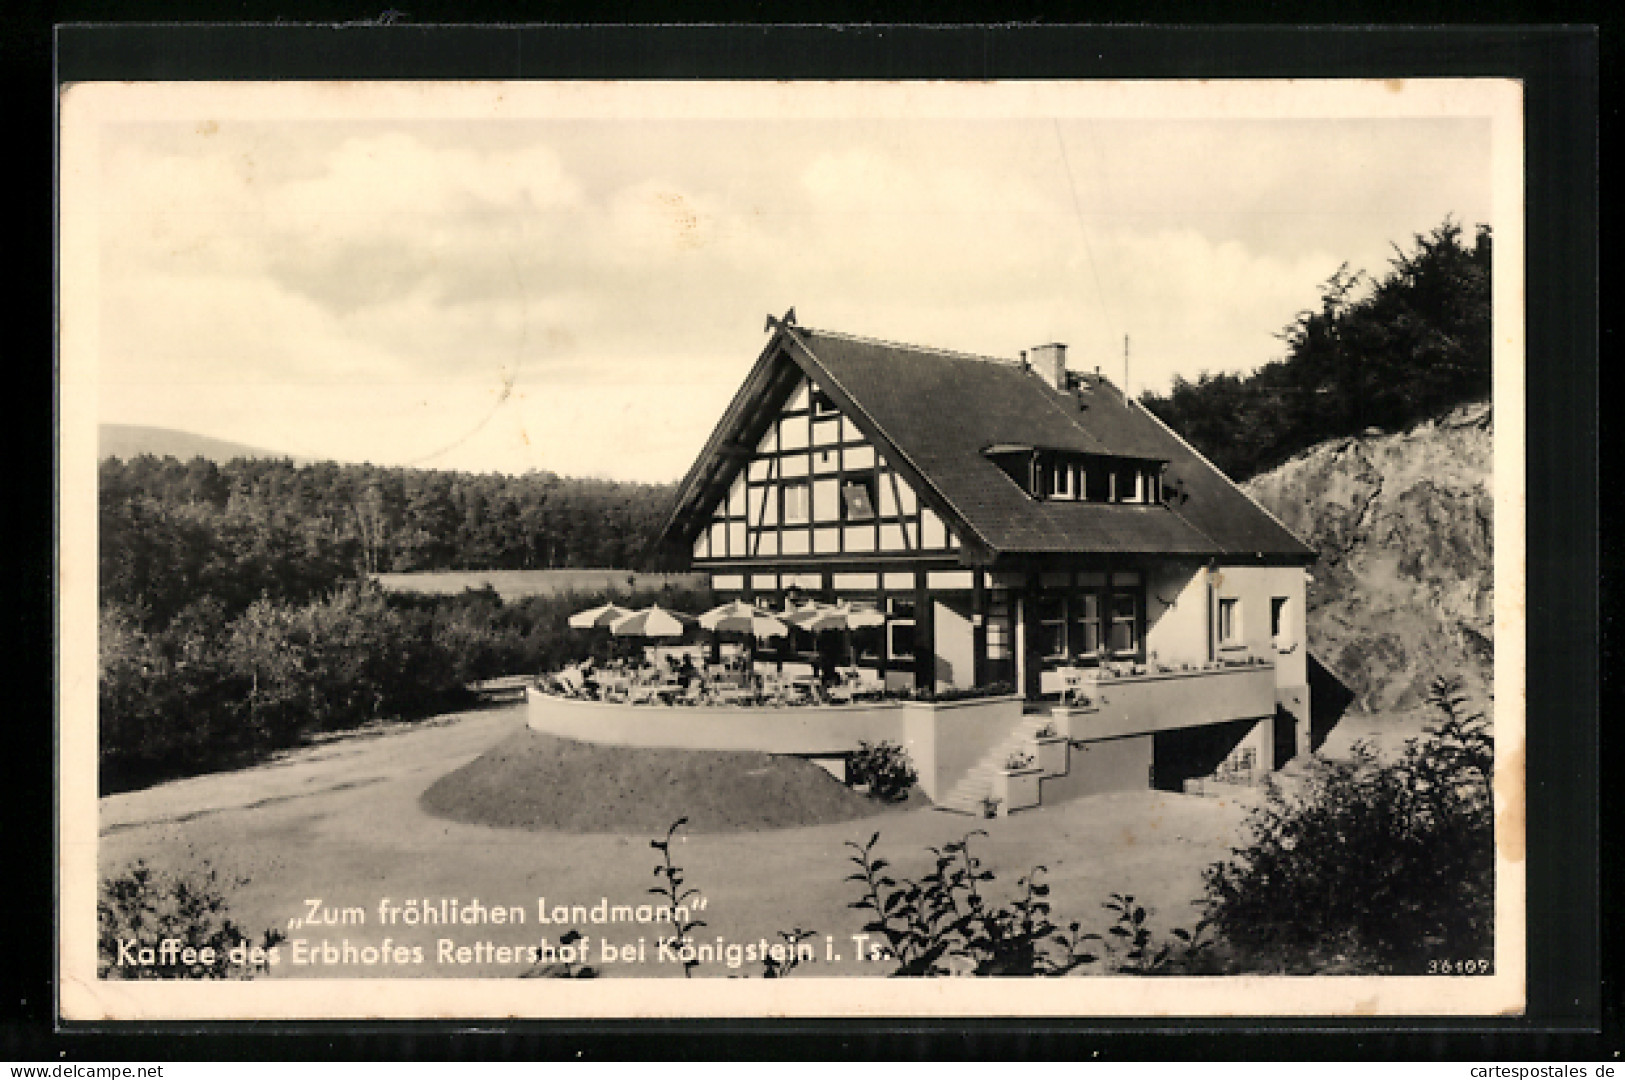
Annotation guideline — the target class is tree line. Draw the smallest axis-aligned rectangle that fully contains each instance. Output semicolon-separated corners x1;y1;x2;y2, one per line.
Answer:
98;579;712;794
1139;218;1491;483
96;456;692;792
99;456;675;627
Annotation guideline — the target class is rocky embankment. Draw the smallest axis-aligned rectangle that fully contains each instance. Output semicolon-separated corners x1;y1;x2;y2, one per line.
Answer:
1243;402;1494;714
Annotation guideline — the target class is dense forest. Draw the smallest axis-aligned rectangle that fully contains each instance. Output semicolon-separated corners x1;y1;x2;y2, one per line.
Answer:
97;458;690;791
1139;219;1491;483
99;457;675;626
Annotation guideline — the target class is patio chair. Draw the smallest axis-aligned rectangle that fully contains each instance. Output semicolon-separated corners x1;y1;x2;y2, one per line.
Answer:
850;668;886;699
784;678;819;706
1052;665;1089;702
759;674;793;706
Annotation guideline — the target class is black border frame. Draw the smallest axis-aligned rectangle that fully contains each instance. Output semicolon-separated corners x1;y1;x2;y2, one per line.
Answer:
18;20;1605;1061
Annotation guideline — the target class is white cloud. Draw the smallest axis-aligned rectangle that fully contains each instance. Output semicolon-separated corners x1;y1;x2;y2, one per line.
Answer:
94;113;1494;479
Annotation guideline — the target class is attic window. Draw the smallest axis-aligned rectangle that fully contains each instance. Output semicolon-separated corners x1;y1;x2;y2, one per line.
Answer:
810;387;839;417
841;478;876;521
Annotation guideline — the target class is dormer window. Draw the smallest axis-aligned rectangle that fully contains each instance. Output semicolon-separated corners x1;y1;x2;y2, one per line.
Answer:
1048;462;1077;500
983;446;1166;506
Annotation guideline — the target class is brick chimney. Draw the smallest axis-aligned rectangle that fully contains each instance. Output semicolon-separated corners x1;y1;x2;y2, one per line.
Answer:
1030;342;1068;392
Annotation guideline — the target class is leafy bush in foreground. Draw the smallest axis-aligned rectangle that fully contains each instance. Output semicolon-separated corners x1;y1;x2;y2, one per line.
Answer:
1201;677;1494;972
845;831;1204;976
98;861;284;979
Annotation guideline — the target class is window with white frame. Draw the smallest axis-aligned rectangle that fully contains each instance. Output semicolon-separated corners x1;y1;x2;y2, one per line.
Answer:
1069;592;1102;656
1270;596;1290;645
1218;597;1242;646
1048;460;1076;500
1037;594;1068;659
1109;593;1139;653
985;595;1012;660
783;482;810;524
886;597;916;660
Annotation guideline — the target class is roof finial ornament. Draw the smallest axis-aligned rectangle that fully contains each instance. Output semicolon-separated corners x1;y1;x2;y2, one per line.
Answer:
764;307;798;334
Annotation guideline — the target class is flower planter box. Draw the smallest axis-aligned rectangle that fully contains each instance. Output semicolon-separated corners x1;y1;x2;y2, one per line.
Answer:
1047;704;1098;742
1033;735;1069;777
993;767;1043;815
1049;664;1278;742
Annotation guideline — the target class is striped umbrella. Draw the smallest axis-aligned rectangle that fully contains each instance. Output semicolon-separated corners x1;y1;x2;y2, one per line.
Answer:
786;602;886;632
567;602;635;630
608;605;694;639
697;599;789;639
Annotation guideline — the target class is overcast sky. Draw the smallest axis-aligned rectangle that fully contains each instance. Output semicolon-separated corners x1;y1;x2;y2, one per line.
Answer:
82;83;1501;482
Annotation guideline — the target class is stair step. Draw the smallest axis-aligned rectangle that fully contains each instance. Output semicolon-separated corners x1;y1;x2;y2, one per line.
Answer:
935;716;1070;815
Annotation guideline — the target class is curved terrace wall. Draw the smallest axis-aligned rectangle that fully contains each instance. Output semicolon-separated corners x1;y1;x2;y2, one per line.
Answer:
525;688;906;757
524;689;1028;803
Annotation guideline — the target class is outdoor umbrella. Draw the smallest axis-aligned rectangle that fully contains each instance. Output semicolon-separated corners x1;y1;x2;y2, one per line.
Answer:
567;601;634;630
697;599;789;639
697;599;789;672
785;602;886;669
608;604;694;639
785;602;886;633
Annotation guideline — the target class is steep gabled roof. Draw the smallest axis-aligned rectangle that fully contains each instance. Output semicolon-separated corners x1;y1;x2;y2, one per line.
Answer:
655;321;1315;565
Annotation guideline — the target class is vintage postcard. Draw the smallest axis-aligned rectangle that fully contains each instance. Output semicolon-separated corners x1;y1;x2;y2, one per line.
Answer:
59;78;1525;1020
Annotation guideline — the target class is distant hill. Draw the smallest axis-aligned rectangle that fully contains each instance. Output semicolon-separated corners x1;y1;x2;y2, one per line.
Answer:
1244;400;1493;714
99;424;306;464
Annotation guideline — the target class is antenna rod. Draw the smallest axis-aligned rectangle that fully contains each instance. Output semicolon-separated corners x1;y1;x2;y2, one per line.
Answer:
1124;333;1130;399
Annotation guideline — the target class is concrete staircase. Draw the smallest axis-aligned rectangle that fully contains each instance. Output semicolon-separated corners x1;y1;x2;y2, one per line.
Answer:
935;713;1060;816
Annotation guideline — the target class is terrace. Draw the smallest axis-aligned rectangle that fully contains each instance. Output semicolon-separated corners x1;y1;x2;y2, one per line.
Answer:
530;602;1281;811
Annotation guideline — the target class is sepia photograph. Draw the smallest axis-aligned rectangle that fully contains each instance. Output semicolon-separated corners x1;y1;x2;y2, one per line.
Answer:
57;76;1525;1020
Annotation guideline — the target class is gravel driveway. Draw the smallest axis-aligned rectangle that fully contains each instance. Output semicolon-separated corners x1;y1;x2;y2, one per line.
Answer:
100;703;1257;979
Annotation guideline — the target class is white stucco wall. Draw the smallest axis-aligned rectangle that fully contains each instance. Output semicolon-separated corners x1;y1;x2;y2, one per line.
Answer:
933;596;976;691
1209;564;1309;689
1144;562;1209;667
1144;562;1309;690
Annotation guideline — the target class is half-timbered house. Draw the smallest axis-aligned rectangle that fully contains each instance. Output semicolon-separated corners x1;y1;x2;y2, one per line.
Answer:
649;311;1319;793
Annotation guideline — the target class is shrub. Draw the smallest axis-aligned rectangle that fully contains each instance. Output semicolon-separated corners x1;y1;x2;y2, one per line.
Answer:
1201;677;1493;972
1099;893;1213;974
99;579;721;792
98;861;284;979
847;741;918;803
98;601;259;788
846;831;1096;976
906;681;1015;703
846;832;1212;977
649;818;707;978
